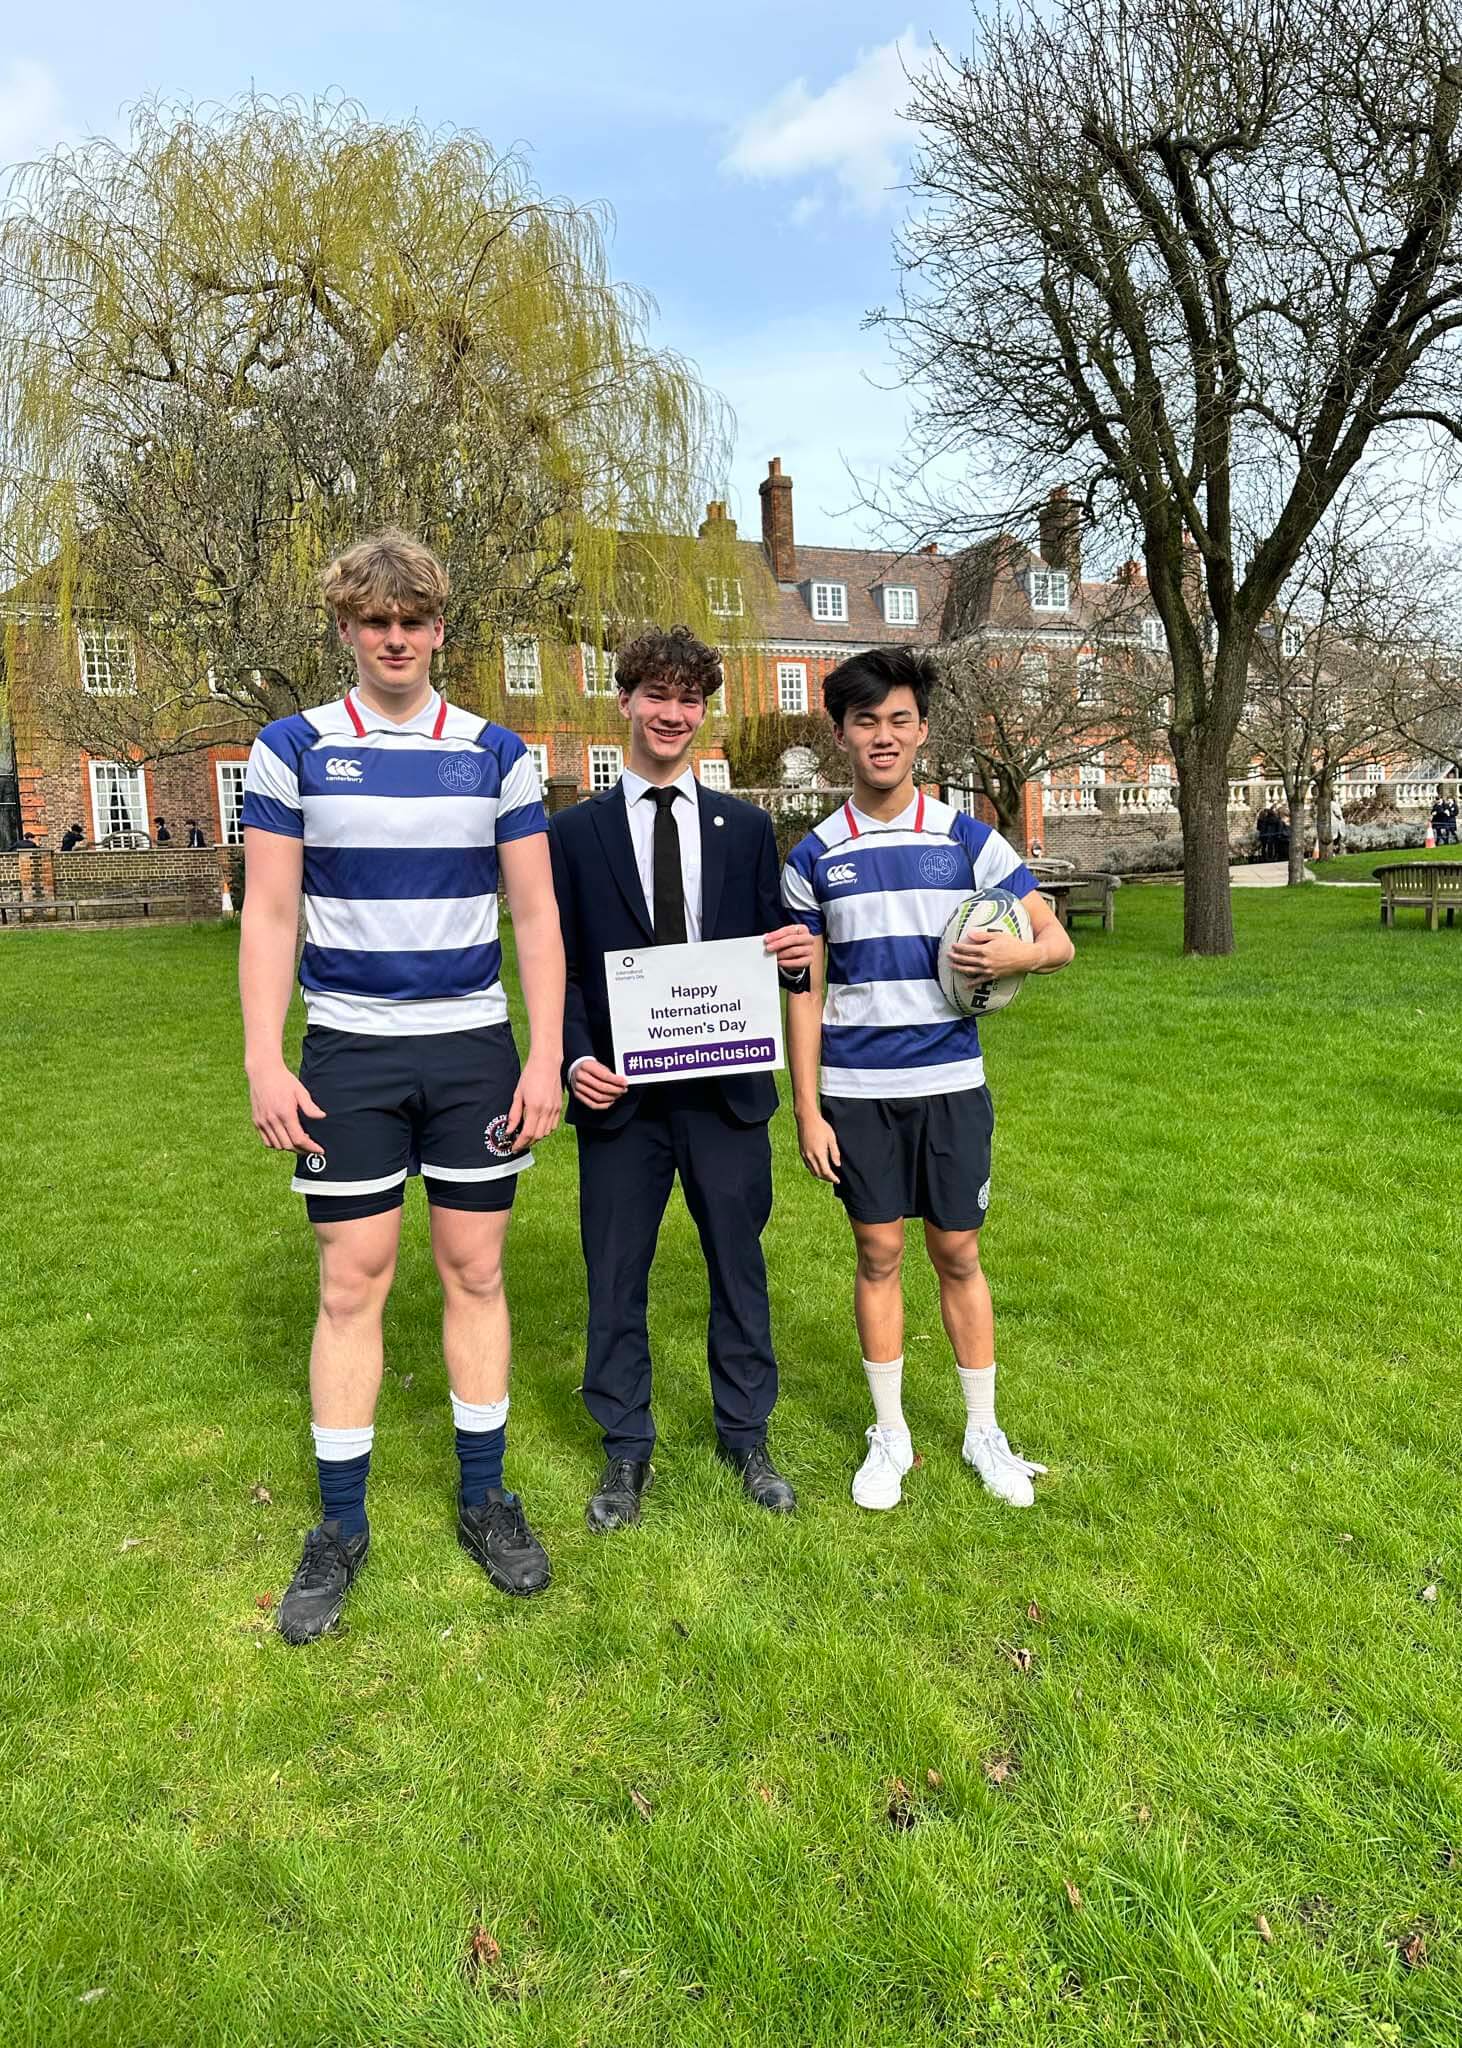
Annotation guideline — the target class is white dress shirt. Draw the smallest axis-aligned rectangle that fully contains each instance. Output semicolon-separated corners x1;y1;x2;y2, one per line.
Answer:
620;766;703;942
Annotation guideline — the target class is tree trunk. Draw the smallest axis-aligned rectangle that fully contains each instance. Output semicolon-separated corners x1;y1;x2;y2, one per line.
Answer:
1287;793;1308;886
1178;748;1235;955
1313;765;1334;862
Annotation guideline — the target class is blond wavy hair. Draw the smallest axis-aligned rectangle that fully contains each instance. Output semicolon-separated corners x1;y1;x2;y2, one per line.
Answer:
320;529;451;620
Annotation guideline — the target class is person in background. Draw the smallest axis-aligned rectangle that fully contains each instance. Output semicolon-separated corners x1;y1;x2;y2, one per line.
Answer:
186;817;207;848
154;816;172;844
1256;804;1283;861
60;822;85;850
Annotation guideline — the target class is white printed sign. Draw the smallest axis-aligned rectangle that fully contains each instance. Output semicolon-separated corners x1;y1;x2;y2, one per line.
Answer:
605;936;784;1085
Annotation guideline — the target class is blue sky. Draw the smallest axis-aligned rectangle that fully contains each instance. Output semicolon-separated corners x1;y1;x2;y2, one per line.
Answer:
1;4;977;546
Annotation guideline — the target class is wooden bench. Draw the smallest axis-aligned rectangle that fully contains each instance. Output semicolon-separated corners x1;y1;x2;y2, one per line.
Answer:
1039;872;1120;933
1374;862;1462;929
0;896;200;928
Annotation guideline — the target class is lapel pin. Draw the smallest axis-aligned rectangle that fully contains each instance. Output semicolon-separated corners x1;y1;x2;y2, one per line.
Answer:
713;815;725;826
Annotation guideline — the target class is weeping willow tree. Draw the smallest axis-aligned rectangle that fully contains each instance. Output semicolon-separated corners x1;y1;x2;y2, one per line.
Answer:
0;94;751;754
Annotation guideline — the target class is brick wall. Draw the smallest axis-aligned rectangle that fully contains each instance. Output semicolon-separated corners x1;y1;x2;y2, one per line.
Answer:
0;846;233;910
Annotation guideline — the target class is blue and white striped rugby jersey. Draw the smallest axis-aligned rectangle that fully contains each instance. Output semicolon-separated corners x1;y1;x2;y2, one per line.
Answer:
781;791;1038;1098
241;686;546;1034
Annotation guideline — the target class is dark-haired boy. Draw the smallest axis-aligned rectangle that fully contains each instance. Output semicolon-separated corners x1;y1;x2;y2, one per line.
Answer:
783;648;1073;1511
548;626;813;1530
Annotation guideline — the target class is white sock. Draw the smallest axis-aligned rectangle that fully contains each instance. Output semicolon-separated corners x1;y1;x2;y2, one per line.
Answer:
449;1392;510;1432
311;1421;375;1460
957;1363;997;1432
863;1357;908;1437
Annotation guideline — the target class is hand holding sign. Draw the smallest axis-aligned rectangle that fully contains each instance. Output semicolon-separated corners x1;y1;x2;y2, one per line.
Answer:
605;937;784;1085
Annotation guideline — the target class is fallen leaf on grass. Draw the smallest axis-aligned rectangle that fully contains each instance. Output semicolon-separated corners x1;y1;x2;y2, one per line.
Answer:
254;1592;274;1610
1255;1913;1274;1945
1026;1600;1043;1625
400;1373;414;1390
1063;1880;1083;1911
1398;1929;1428;1970
670;1619;689;1639
1000;1644;1036;1676
1136;1804;1152;1827
911;1451;925;1470
885;1778;918;1830
1420;1584;1439;1604
926;1769;945;1790
1439;1844;1458;1872
78;1988;106;2004
756;1785;775;1805
463;1925;501;1986
629;1788;653;1821
983;1754;1018;1787
250;1484;272;1506
1337;1532;1353;1545
119;1537;143;1553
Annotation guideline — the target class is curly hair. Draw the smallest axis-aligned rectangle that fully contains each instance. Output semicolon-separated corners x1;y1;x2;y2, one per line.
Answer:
615;624;722;699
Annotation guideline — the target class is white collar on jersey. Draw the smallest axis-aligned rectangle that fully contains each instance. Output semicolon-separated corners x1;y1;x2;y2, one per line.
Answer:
343;686;446;737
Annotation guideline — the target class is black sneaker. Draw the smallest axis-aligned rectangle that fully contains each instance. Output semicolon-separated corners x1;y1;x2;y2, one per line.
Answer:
277;1520;369;1645
457;1490;552;1597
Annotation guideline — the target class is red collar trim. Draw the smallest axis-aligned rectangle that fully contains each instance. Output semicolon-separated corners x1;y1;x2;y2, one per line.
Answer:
844;790;925;839
343;689;447;739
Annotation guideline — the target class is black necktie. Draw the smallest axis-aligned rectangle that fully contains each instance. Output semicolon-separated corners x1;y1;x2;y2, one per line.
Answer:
649;786;687;945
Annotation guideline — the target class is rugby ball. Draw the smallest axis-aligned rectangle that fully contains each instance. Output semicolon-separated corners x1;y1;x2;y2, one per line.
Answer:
937;889;1033;1017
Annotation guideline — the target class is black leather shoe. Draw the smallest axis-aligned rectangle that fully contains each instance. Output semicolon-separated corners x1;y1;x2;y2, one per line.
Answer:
586;1458;653;1533
277;1520;370;1644
458;1490;551;1597
718;1441;796;1514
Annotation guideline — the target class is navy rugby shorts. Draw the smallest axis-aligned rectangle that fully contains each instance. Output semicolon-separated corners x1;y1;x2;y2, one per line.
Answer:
292;1023;531;1222
821;1085;994;1232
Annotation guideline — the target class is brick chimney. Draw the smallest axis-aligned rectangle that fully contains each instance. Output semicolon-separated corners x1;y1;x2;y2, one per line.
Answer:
698;500;737;540
1038;486;1081;585
759;457;795;583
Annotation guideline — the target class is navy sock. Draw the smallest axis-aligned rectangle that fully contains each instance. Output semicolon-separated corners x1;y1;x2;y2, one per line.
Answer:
455;1425;506;1505
316;1449;371;1539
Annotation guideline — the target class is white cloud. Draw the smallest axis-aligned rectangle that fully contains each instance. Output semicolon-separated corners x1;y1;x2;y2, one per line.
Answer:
0;58;67;170
722;31;929;215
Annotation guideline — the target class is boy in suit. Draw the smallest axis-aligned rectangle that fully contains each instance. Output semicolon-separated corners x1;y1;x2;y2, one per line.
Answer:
549;626;813;1530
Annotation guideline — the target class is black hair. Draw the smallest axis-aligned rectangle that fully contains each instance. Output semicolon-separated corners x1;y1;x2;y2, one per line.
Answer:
822;646;937;726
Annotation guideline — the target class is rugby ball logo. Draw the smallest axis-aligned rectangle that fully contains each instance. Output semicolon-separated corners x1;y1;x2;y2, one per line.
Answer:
937;889;1033;1017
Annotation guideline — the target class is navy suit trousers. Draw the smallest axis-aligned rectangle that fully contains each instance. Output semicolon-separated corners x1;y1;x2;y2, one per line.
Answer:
576;1081;777;1459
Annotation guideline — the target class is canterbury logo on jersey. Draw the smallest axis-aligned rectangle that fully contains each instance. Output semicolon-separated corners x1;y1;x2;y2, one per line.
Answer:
826;862;858;885
325;758;364;780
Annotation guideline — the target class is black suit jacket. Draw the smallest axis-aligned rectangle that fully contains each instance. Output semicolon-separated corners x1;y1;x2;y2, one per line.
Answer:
549;783;791;1131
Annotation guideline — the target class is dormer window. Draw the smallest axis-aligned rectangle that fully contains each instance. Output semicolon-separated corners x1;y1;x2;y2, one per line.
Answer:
810;581;847;623
882;584;918;625
1029;568;1069;612
79;626;137;695
706;576;743;618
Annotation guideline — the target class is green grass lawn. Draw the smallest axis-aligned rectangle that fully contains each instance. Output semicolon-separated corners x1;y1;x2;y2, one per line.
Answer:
1315;844;1462;884
3;890;1459;2047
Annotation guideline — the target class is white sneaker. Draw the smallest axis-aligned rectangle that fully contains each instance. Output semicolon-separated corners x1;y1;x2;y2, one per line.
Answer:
852;1425;915;1510
962;1424;1047;1508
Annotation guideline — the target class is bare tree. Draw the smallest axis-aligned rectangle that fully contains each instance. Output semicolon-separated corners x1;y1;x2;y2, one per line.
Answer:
1243;503;1462;878
934;537;1168;838
883;0;1462;953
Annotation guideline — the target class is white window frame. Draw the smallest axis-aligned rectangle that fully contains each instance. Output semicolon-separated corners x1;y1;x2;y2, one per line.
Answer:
89;760;148;839
1141;615;1166;652
1147;760;1174;786
777;661;809;714
581;644;618;696
524;743;549;787
1076;653;1103;705
1281;622;1304;660
882;584;918;625
810;581;847;623
215;760;247;845
78;627;137;696
698;758;731;791
588;744;623;792
1360;760;1384;783
705;576;744;619
1029;569;1069;612
1079;754;1106;787
504;637;541;695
